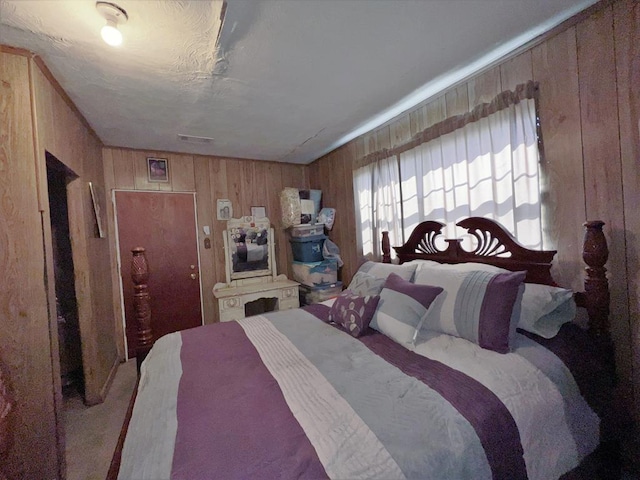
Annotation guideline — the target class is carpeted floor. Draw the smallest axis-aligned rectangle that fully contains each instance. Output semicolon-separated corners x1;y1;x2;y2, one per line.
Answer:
64;359;137;480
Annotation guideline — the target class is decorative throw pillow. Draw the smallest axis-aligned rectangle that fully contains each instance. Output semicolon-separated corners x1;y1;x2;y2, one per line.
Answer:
328;291;380;337
347;271;387;297
415;266;526;353
356;261;418;282
517;283;576;338
369;273;444;347
411;261;575;340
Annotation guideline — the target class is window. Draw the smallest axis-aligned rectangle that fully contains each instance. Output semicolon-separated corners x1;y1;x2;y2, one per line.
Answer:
354;83;542;259
353;155;403;260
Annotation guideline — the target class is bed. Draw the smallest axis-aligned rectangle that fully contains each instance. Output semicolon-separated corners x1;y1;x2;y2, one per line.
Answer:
110;217;617;480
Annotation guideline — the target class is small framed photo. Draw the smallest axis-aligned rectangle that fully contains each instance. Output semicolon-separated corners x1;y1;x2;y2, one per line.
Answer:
147;157;169;182
217;199;233;220
251;206;266;219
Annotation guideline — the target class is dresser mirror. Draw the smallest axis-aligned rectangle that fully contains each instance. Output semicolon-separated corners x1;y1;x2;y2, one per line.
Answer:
223;216;276;282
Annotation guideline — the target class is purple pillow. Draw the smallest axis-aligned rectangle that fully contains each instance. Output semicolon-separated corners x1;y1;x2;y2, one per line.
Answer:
369;273;444;346
415;267;526;353
328;291;380;337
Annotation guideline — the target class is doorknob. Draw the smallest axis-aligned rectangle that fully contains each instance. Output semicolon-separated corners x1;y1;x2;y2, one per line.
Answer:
190;273;197;280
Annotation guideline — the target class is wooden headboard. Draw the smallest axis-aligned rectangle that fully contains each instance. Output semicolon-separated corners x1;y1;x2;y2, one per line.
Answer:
383;217;610;339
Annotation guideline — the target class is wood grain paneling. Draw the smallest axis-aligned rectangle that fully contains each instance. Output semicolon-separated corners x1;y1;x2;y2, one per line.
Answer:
391;113;411;147
194;157;216;325
532;27;586;289
265;162;286;277
170;153;196;192
500;51;533;91
614;0;640;425
362;131;377;156
32;60;118;409
209;157;230;314
577;5;631;402
102;148;126;357
424;97;447;128
468;66;502;108
0;51;58;480
112;149;136;189
445;84;469;117
375;126;392;152
409;107;424;137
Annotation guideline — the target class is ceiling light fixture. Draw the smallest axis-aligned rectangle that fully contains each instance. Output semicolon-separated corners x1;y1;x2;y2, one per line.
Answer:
96;1;128;47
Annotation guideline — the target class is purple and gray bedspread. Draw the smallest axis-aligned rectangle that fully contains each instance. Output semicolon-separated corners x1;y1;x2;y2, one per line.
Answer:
118;305;600;480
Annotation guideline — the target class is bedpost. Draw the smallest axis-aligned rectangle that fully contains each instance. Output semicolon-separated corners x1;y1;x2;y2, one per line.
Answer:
131;247;153;373
381;231;391;263
582;221;610;338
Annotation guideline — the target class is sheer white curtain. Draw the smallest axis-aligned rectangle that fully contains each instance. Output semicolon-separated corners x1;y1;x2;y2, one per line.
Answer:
354;85;542;257
399;97;542;248
353;155;403;259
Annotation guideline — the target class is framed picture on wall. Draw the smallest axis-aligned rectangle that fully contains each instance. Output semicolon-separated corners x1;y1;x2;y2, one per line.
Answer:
217;199;233;220
147;157;169;182
251;206;266;219
88;181;105;238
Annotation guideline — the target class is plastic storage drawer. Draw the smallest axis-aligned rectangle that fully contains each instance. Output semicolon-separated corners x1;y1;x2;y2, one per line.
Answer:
292;259;338;287
289;234;326;262
290;224;325;238
299;281;343;305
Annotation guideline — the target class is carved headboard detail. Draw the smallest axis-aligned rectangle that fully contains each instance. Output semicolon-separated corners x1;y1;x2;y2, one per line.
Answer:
386;216;610;339
393;217;557;285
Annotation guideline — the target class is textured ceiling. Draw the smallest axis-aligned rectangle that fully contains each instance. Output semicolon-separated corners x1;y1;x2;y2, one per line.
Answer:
0;0;597;164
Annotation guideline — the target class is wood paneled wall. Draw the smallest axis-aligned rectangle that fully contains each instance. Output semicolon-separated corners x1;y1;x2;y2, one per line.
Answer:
0;47;118;479
309;0;640;424
103;147;308;357
0;50;59;480
31;57;118;409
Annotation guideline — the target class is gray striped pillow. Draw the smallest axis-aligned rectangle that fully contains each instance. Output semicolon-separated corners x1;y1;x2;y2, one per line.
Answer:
369;273;444;347
415;267;526;353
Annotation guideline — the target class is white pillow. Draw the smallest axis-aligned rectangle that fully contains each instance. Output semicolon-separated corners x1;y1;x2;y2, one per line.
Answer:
346;271;386;297
518;283;575;338
356;261;417;282
402;259;440;273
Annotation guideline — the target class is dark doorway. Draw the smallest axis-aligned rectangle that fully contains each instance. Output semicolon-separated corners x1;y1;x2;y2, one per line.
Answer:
46;153;84;397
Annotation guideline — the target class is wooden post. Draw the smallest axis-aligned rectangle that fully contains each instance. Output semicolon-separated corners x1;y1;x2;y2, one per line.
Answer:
381;231;391;263
582;221;610;338
131;247;153;373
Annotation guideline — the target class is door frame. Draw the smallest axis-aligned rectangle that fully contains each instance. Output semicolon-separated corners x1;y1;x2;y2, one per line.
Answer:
112;189;204;361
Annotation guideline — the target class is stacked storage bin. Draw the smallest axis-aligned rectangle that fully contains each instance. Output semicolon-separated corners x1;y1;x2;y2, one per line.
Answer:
289;225;342;305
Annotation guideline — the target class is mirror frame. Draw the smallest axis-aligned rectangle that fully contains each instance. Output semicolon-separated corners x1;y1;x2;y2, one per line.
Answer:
223;216;276;283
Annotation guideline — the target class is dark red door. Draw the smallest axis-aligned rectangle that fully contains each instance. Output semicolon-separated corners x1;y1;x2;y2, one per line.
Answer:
115;191;202;358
